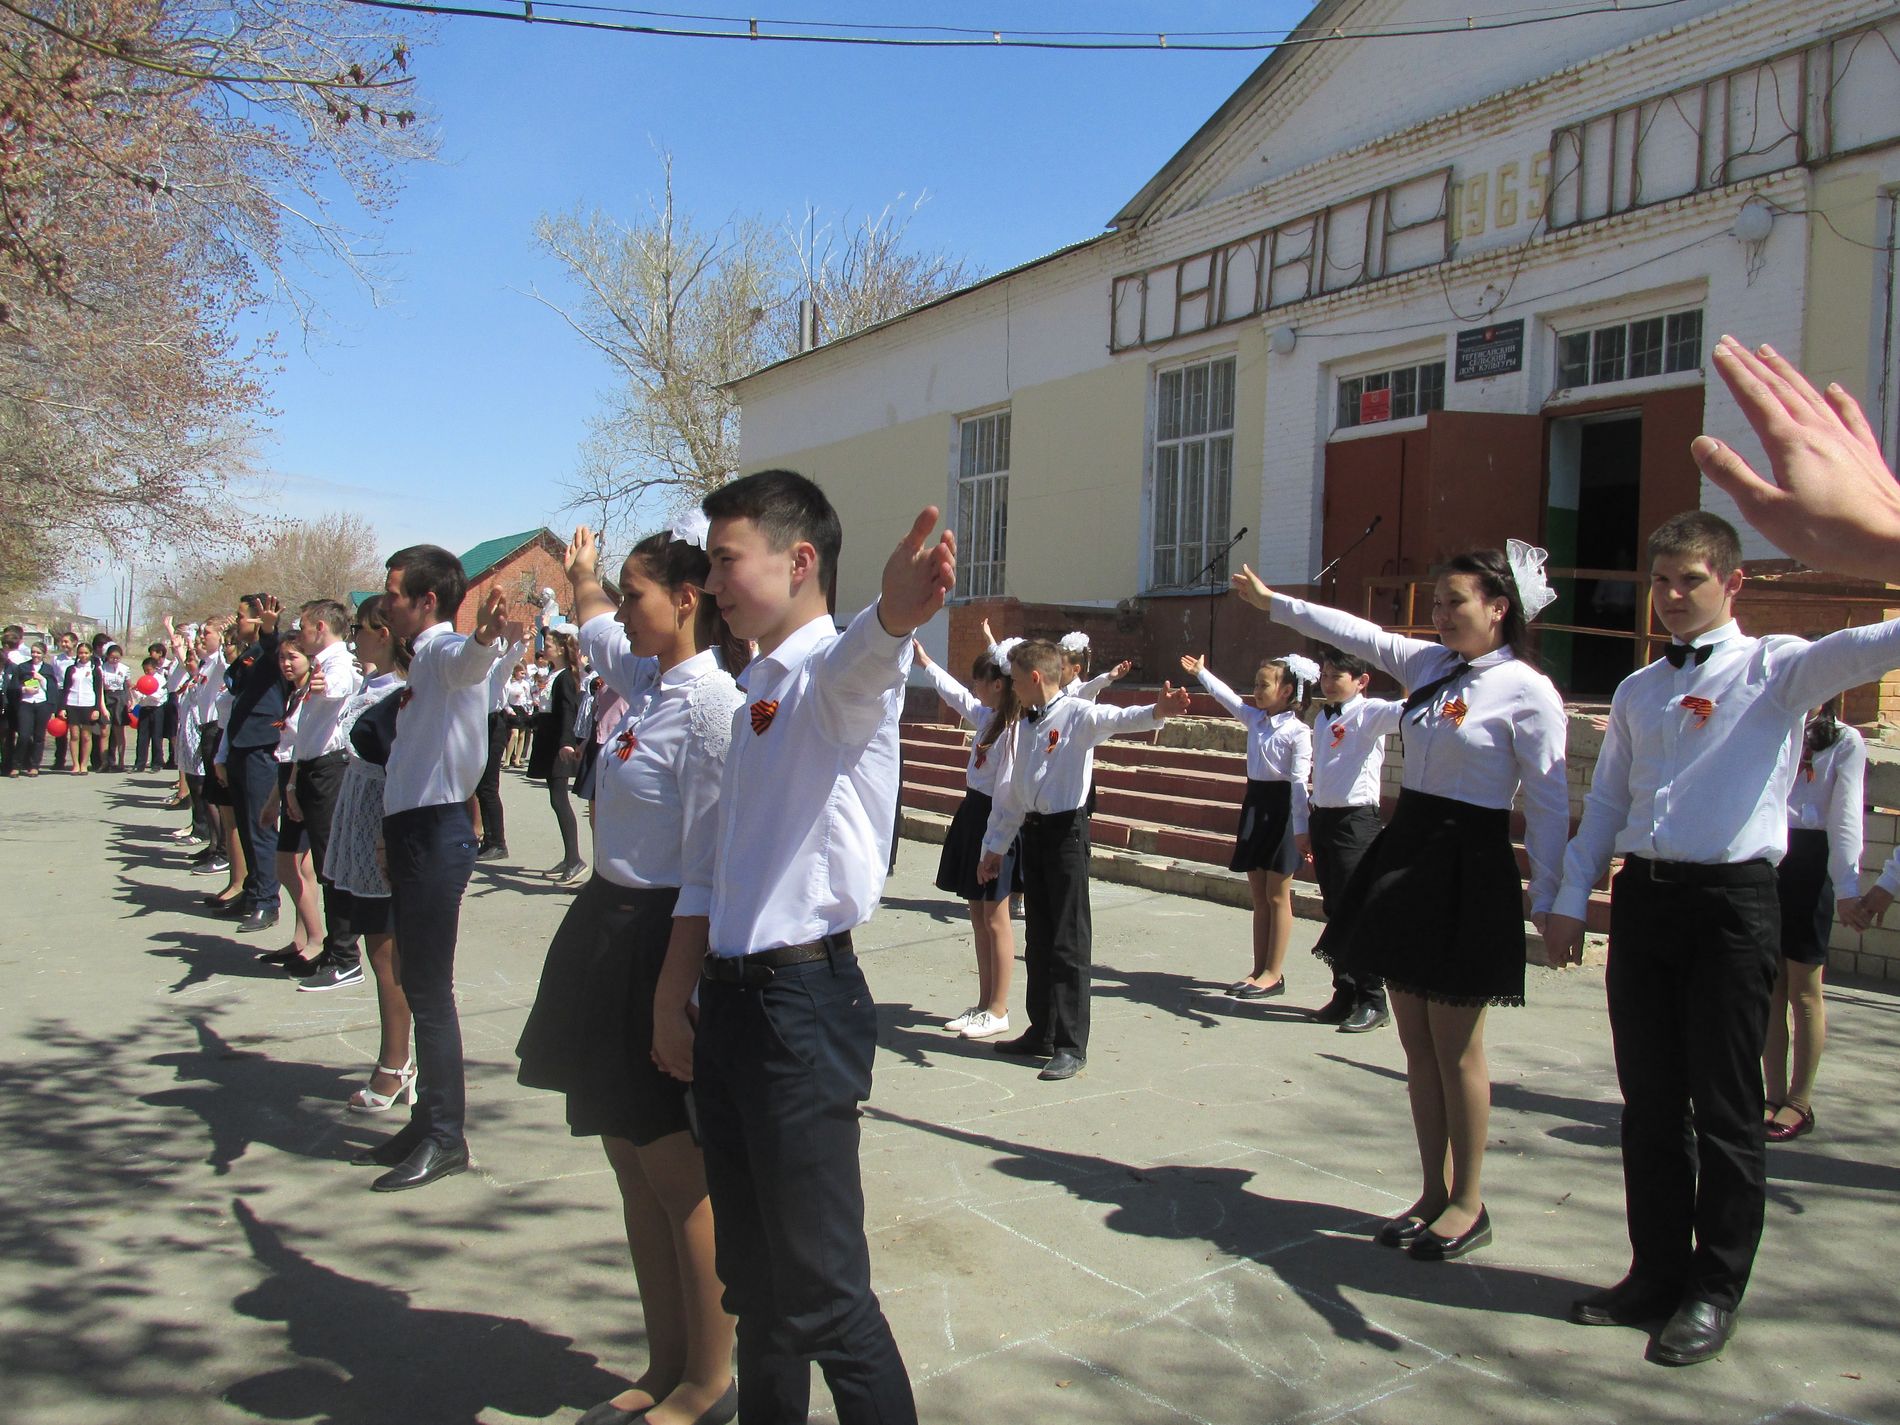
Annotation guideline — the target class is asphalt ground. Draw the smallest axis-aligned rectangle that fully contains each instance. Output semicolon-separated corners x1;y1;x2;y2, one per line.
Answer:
4;766;1899;1424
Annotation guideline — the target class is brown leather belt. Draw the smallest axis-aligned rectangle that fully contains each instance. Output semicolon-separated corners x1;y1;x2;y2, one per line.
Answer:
701;931;854;985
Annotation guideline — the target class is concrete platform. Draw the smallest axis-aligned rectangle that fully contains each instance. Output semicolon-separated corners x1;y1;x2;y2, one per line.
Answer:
4;768;1898;1423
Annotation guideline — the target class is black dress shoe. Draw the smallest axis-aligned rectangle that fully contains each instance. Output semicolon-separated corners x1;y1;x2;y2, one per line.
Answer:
254;945;303;966
994;1033;1054;1058
1651;1299;1736;1366
1408;1204;1492;1260
1038;1050;1086;1081
206;896;248;916
476;843;507;862
1375;1215;1430;1248
352;1128;422;1167
1310;995;1353;1025
1231;978;1286;1000
1340;1002;1390;1034
371;1139;469;1192
236;906;280;934
1570;1274;1681;1327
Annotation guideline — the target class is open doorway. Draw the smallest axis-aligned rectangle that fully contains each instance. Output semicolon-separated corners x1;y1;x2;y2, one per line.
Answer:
1546;412;1642;697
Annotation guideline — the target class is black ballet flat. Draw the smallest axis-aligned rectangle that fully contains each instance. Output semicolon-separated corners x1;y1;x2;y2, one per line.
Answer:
1408;1204;1492;1261
1376;1215;1430;1248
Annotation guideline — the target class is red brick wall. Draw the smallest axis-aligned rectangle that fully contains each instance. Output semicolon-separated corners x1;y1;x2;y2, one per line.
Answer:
451;533;570;635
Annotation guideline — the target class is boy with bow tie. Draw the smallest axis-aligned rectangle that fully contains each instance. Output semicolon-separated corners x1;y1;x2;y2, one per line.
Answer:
1546;510;1900;1366
978;642;1191;1081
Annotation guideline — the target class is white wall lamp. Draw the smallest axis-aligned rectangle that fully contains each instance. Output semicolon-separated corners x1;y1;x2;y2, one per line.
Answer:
1730;197;1775;243
1270;325;1298;357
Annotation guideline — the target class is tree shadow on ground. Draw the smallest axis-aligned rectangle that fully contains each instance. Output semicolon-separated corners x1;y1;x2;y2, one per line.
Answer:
222;1198;623;1425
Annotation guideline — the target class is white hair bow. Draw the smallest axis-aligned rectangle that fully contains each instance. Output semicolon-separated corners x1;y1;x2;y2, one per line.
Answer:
993;637;1024;671
550;621;580;639
1506;538;1559;622
1058;631;1090;654
670;509;711;549
1280;653;1321;692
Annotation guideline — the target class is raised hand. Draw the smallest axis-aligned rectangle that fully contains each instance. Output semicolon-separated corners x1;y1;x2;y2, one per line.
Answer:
472;587;508;645
1229;564;1274;610
258;595;283;631
1108;660;1133;682
1692;337;1900;582
1179;653;1206;676
980;616;996;645
502;617;531;648
566;525;600;585
307;663;328;698
877;507;956;637
1156;681;1193;717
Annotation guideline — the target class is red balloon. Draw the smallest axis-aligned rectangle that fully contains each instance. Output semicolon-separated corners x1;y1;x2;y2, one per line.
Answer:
46;716;68;738
135;674;159;695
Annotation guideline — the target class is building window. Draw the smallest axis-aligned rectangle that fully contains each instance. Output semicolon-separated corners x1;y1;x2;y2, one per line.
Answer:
1336;360;1445;430
1558;308;1702;389
1152;355;1236;589
956;410;1010;599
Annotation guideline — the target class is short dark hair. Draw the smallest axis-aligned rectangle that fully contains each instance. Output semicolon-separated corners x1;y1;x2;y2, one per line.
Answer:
386;544;468;622
1317;645;1373;679
142;655;160;670
1009;639;1064;683
300;598;351;639
1647;510;1742;577
147;642;166;656
702;469;842;587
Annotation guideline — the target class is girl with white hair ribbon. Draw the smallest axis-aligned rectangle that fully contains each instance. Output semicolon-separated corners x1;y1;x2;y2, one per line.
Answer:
1178;649;1317;1000
1055;629;1134;703
1227;543;1568;1265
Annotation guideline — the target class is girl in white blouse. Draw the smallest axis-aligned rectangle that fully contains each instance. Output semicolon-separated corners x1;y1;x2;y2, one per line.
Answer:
61;643;104;775
1766;698;1864;1143
1181;651;1315;1000
912;639;1024;1040
517;522;741;1425
1232;546;1568;1263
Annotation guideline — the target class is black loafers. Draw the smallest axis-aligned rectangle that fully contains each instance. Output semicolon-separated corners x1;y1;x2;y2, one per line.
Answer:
352;1129;421;1167
1376;1215;1430;1248
994;1033;1053;1058
1651;1299;1736;1366
371;1139;469;1193
1038;1050;1086;1081
1339;1002;1390;1034
1309;995;1353;1025
1408;1204;1492;1260
1571;1274;1681;1327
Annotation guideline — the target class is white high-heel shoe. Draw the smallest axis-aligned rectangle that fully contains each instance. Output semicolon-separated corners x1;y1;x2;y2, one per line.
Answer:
348;1062;417;1113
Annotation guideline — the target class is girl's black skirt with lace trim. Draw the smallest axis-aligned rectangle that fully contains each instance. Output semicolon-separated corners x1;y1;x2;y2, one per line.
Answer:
1314;787;1526;1007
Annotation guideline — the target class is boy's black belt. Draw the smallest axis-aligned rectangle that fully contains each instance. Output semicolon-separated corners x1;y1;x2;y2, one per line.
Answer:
1622;855;1774;887
703;932;854;985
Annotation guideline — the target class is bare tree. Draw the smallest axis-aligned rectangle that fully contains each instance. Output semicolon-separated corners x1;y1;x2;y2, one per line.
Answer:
532;154;974;535
143;510;386;629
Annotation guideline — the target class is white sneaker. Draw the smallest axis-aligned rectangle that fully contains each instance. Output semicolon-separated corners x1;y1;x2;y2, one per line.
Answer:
942;1007;981;1033
961;1010;1010;1039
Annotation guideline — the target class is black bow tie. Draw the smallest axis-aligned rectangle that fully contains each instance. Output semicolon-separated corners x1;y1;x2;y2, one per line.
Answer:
1321;702;1343;719
1023;706;1043;724
1664;643;1714;669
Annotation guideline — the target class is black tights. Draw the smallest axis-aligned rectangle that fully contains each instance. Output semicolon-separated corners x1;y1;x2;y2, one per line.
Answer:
548;773;580;863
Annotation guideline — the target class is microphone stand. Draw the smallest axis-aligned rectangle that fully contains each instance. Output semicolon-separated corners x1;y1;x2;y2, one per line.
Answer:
1313;517;1383;602
1183;526;1249;665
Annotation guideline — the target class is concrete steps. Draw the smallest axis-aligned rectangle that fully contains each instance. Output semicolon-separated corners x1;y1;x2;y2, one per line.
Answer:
899;717;1614;944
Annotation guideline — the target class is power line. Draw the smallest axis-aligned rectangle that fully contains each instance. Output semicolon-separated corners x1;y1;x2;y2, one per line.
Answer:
334;0;1700;51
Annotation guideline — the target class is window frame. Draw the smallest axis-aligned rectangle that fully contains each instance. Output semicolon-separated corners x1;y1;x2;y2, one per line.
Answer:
1147;351;1238;593
951;407;1011;602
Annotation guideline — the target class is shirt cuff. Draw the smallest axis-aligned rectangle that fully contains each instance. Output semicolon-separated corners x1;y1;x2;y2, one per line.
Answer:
1550;883;1592;922
674;885;713;919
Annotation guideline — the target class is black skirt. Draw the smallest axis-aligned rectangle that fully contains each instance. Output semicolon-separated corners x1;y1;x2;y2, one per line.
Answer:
936;789;1021;902
516;877;690;1145
201;724;231;807
1315;788;1526;1006
275;761;306;853
1776;827;1833;966
1230;779;1298;874
526;711;561;780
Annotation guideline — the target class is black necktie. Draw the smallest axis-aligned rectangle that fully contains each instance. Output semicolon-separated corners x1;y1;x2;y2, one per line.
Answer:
1663;643;1713;669
1321;703;1343;720
1402;662;1470;721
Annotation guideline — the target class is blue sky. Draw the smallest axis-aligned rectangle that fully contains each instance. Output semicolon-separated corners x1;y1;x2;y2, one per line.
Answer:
99;3;1310;616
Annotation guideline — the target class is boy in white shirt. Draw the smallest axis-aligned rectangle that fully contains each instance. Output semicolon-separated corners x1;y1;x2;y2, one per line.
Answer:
656;470;950;1425
978;642;1190;1080
1546;510;1900;1365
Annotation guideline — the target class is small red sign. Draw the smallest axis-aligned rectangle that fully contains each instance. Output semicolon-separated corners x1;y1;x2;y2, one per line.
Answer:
1359;387;1391;423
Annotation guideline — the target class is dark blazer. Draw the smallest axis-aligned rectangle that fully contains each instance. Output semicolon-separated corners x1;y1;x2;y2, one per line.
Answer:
62;661;104;718
225;630;285;749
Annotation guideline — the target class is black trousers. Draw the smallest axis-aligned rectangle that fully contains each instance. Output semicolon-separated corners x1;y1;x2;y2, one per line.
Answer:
162;699;178;766
227;742;281;908
1020;808;1092;1055
475;710;507;848
695;950;916;1425
185;772;216;842
386;803;478;1149
295;752;358;968
9;700;48;772
133;712;161;770
1308;805;1387;1010
1606;858;1778;1311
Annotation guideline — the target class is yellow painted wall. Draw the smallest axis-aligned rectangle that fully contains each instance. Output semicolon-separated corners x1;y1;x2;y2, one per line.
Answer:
1801;156;1891;398
741;324;1271;614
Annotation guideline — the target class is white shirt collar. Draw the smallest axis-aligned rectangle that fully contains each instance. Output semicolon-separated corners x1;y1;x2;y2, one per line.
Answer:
1469;646;1516;670
742;614;834;691
660;647;720;692
413;621;453;649
1685;620;1741;650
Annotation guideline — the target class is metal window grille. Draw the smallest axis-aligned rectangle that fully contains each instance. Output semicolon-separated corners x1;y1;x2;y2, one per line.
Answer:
956;411;1010;599
1152;356;1236;589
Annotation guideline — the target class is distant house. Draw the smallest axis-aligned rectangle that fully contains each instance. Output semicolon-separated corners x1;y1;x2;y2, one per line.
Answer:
452;528;568;635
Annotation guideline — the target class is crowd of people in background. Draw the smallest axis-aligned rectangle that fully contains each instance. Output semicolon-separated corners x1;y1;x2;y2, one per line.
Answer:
10;340;1900;1414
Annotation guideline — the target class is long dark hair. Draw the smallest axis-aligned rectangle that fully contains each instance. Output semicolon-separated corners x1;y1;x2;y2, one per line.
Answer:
352;594;412;674
972;649;1019;750
1442;549;1535;664
628;529;750;677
